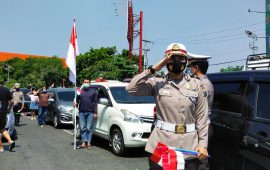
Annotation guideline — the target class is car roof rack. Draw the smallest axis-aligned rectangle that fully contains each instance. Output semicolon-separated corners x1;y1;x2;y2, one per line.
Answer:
246;53;270;70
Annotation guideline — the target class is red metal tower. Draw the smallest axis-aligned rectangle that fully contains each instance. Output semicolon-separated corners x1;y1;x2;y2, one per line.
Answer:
127;0;143;73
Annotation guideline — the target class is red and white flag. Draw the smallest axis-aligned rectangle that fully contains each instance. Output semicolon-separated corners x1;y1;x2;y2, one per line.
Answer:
151;143;185;170
66;20;79;84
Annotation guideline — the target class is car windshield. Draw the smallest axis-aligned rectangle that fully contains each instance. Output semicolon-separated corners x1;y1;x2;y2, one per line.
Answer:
57;91;75;102
21;88;31;95
110;87;155;104
20;88;31;101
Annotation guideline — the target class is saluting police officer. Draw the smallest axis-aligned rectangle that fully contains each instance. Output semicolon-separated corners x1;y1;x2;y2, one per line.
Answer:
186;54;214;145
126;43;209;170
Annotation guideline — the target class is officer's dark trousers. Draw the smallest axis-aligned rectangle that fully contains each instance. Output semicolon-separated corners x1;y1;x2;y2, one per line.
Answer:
148;155;209;170
14;114;20;126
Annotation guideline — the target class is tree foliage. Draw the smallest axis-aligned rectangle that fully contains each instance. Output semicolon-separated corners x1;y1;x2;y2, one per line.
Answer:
76;47;137;83
220;65;244;72
0;57;67;88
0;47;138;88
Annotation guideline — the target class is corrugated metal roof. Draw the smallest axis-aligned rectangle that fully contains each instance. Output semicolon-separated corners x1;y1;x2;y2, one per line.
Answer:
0;52;67;67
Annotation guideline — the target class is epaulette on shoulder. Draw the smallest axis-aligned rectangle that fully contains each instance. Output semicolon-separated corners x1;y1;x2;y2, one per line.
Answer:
193;78;208;97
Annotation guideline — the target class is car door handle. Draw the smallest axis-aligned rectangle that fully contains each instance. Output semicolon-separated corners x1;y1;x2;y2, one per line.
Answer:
248;132;270;143
211;122;226;128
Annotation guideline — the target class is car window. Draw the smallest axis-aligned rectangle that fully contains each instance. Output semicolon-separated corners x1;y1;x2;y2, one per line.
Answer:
57;91;75;102
21;88;31;95
212;82;246;114
110;87;155;104
20;88;31;101
257;83;270;120
97;88;108;99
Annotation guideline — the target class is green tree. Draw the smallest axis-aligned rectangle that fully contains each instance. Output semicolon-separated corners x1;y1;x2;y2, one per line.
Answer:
76;47;137;84
1;57;67;88
0;47;138;87
220;65;244;72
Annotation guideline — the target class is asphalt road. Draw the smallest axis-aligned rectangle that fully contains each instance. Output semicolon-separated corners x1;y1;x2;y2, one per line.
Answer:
0;115;149;170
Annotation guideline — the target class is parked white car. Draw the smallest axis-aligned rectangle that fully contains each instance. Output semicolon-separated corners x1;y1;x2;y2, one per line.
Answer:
73;81;155;156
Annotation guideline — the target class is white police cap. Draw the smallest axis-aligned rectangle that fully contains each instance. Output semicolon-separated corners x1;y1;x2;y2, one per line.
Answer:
165;43;188;57
187;52;211;60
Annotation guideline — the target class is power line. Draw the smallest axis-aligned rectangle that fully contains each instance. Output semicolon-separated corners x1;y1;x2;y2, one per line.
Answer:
159;28;264;43
211;48;250;56
210;59;246;66
153;22;264;41
155;32;265;45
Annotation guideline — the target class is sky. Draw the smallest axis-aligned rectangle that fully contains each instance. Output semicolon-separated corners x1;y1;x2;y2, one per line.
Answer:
0;0;266;73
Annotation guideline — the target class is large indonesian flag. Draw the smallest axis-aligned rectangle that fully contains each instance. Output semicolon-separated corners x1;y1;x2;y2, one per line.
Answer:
66;20;79;84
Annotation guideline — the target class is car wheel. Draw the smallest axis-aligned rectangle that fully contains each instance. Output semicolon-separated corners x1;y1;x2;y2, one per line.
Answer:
75;118;81;139
111;128;125;156
53;114;60;128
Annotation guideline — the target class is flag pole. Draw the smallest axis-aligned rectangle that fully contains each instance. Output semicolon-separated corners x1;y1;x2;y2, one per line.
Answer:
66;18;79;150
74;82;77;150
73;18;77;151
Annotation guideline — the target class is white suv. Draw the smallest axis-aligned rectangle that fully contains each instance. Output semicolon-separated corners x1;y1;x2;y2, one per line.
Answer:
74;81;155;156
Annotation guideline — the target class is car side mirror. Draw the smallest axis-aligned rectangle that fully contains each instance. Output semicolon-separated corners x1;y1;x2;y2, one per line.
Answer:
99;98;109;105
48;98;55;103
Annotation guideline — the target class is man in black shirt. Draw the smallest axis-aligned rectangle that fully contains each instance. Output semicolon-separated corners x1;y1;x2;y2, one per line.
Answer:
0;81;16;152
75;79;98;150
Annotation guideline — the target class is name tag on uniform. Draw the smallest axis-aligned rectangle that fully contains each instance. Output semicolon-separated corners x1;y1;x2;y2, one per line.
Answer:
180;89;198;98
159;88;173;96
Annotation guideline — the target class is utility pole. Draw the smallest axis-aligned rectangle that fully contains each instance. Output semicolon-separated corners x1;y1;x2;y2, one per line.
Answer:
138;11;143;73
142;39;153;69
248;0;270;55
4;64;12;82
245;30;258;54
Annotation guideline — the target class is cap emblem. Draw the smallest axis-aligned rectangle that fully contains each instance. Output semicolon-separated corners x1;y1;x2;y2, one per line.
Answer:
172;44;180;51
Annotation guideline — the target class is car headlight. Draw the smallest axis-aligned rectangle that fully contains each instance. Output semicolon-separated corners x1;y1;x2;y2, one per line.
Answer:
58;105;73;114
121;109;142;123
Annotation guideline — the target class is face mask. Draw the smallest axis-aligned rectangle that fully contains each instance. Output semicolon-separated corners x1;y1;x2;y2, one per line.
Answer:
186;67;195;77
15;88;20;91
42;90;47;93
167;59;187;75
83;83;90;88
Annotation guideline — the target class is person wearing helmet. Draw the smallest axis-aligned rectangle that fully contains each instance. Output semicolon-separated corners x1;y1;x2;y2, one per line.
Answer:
187;54;214;146
126;43;209;170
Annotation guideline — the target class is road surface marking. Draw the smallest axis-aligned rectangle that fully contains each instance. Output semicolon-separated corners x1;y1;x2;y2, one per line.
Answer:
63;129;73;136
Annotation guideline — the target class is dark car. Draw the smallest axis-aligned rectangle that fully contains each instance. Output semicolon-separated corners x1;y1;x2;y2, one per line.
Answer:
20;88;31;112
208;70;270;170
46;88;75;128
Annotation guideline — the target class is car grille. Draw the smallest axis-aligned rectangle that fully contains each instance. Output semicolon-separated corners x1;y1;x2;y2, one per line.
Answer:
142;133;151;139
140;116;154;123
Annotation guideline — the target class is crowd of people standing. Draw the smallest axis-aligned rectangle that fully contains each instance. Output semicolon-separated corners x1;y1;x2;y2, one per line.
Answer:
0;82;54;152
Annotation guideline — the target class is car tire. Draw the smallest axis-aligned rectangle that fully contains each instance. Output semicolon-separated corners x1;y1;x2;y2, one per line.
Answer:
111;128;125;156
53;114;60;129
75;118;81;139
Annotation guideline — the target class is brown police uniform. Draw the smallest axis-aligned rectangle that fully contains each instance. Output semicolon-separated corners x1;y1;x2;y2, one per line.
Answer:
126;69;209;159
200;75;214;114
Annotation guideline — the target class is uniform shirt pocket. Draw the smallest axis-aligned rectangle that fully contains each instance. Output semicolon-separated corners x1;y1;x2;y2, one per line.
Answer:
180;89;198;104
158;88;174;107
